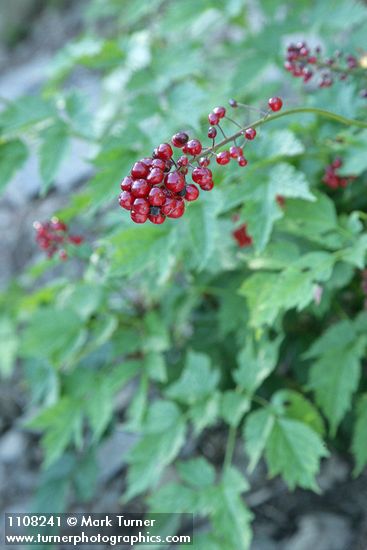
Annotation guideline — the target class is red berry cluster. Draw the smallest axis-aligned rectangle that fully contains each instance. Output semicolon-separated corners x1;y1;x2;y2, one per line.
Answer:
322;158;354;189
284;42;366;96
33;217;83;260
119;98;283;224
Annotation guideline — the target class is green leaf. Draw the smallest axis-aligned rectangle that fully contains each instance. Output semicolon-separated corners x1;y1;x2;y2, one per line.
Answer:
189;392;220;435
144;400;182;434
221;391;250;427
148;483;197;513
39;120;70;193
84;378;114;441
211;466;252;550
271;390;325;436
265;417;328;491
243;164;314;251
0;139;28;192
259;129;305;159
177;457;216;488
125;417;186;501
234;336;281;394
307;333;366;435
20;307;86;365
243;408;275;472
144;351;167;382
28;398;83;467
166;351;219;404
0;96;55;134
351;394;367;476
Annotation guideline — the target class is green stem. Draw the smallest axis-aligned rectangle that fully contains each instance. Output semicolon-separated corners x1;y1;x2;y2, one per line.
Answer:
223;424;237;471
201;107;367;156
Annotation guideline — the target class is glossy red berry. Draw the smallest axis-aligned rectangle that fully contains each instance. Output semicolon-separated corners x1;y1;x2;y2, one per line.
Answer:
132;197;150;216
268;97;283;111
192;167;212;186
199;157;210;167
244;127;256;140
177;155;189;167
69;235;84;245
185;184;199;201
200;179;214;191
233;224;252;247
154;143;173;161
183;139;202;156
119;190;133;210
131;211;148;224
165;171;186;193
216;150;231;165
230;146;243;158
120;176;133;191
140;157;154;167
213;106;226;118
208;112;220;125
148;186;166;206
238;156;248;167
152;158;166;170
147;168;164;184
131;179;150;198
131;161;149;179
168;198;185;218
148;209;166;224
171;132;189;148
208;127;217;139
332;157;343;169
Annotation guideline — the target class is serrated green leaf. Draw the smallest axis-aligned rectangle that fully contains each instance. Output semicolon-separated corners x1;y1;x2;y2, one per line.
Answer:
265;417;328;491
177;457;216;488
351;394;367;476
308;337;366;435
243;408;275;472
0;139;28;192
234;336;281;393
166;351;219;404
271;390;325;436
84;379;114;441
0;96;55;134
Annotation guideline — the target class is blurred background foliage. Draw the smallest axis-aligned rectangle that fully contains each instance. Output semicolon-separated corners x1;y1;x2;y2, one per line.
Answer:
1;0;367;548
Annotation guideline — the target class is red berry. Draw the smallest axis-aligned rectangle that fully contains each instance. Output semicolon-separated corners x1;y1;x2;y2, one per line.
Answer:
268;97;283;111
177;155;189;167
216;150;231;165
51;218;67;231
244;127;256;140
152;158;166;170
332;157;342;169
59;250;68;261
213;106;226;118
208;127;217;139
120;176;133;191
131;161;149;179
185;184;199;201
276;195;285;207
149;210;166;224
119;190;133;210
132;197;150;216
183;139;202;156
140;157;153;167
208;112;220;125
192;167;212;185
148;186;166;206
230;146;243;158
172;132;189;148
131;211;148;224
200;179;214;191
131;179;150;198
162;197;184;218
238;156;248;167
147;168;164;184
69;235;83;245
153;143;173;161
165;171;186;193
199;157;210;167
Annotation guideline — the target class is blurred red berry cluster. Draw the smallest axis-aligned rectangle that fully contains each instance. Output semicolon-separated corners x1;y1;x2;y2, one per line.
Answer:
33;217;83;260
322;158;354;189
